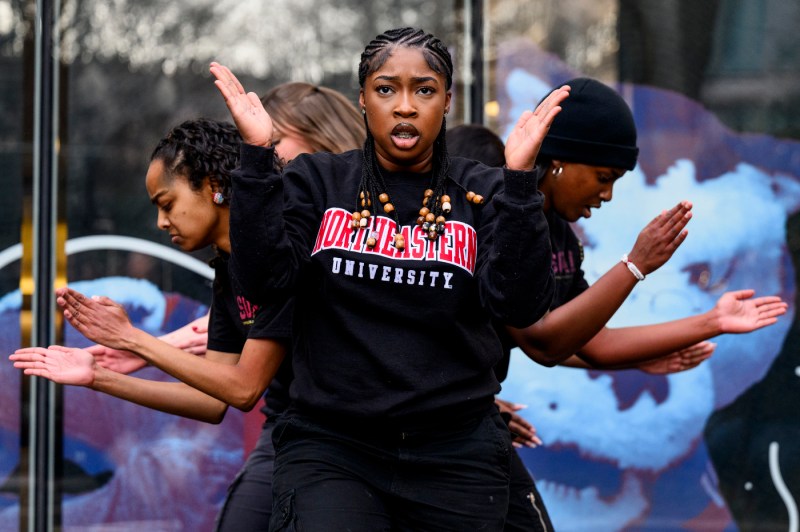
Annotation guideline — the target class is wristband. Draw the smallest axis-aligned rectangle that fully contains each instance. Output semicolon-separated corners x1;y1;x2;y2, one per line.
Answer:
620;254;645;281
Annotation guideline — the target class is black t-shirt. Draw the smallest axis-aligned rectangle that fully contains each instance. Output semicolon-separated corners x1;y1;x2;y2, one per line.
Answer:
206;253;294;418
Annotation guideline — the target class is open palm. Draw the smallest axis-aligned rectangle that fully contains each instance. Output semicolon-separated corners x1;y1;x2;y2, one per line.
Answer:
210;62;273;148
716;289;788;333
504;85;571;171
10;345;95;386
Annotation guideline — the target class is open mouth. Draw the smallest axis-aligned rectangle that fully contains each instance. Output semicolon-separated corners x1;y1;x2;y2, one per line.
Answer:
583;204;601;218
391;122;420;149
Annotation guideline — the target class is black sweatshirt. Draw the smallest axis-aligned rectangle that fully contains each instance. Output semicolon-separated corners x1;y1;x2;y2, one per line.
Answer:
230;145;554;425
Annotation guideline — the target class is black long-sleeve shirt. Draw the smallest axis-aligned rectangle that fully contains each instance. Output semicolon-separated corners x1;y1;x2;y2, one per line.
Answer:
230;145;554;425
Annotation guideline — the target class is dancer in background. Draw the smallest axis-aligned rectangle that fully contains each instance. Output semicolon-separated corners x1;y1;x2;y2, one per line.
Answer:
12;80;366;532
446;78;787;531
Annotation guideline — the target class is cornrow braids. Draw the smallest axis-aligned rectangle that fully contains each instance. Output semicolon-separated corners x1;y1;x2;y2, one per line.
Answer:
150;118;243;203
354;28;455;248
358;27;453;90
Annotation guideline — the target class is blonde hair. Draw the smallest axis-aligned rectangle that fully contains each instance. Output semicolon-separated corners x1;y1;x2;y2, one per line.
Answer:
261;82;365;154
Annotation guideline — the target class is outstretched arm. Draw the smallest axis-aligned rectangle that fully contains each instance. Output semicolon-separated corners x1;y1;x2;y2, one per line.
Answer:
10;345;233;423
56;287;286;411
561;341;716;374
573;289;787;367
86;314;210;374
508;201;692;365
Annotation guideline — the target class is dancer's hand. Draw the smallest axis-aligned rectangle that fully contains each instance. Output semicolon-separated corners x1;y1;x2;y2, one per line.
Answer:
626;201;692;276
496;398;542;448
160;315;210;356
639;341;715;375
210;62;273;148
56;287;136;351
505;85;571;171
10;345;96;386
715;290;788;333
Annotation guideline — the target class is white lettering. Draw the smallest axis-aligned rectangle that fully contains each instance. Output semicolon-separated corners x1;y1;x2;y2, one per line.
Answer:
443;272;454;289
331;257;342;273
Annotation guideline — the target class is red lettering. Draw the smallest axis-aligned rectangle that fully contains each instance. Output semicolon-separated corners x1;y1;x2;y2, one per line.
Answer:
439;228;454;264
409;226;426;260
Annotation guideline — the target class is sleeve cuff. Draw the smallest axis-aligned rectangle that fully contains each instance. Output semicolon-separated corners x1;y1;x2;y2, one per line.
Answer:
240;143;277;177
501;167;539;201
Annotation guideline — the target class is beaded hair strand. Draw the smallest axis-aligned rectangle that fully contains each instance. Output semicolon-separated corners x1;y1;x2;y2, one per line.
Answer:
356;27;455;246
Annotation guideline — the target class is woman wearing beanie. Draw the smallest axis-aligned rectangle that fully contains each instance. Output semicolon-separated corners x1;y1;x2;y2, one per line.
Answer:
450;81;788;531
503;77;785;371
489;78;787;531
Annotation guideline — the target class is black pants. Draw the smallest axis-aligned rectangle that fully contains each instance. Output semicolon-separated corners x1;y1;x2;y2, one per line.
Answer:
269;410;512;531
214;420;276;531
504;449;555;531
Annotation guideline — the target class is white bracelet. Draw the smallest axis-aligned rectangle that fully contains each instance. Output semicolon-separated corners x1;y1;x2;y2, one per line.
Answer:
620;254;645;281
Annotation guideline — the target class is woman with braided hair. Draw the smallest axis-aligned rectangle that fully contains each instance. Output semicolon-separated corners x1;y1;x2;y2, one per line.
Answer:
12;78;367;531
209;27;568;530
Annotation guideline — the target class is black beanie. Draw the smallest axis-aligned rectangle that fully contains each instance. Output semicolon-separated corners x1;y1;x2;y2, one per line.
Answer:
539;78;639;171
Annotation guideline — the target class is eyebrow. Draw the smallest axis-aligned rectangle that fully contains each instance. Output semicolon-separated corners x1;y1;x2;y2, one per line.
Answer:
374;75;440;85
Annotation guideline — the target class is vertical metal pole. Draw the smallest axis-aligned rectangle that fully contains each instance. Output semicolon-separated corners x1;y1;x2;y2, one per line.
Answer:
21;0;63;529
468;0;485;124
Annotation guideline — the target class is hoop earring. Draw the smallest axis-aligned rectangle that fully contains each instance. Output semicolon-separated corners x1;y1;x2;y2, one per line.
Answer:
212;192;225;205
552;166;563;177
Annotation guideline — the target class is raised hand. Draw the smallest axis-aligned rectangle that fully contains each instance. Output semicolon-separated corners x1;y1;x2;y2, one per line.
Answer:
626;201;693;275
715;290;788;333
639;341;716;375
504;85;571;171
86;344;147;374
56;287;135;351
10;345;96;386
210;62;273;148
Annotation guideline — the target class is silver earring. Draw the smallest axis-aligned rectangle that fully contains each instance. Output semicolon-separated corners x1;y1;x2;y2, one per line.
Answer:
213;192;225;205
552;166;563;177
361;108;366;115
